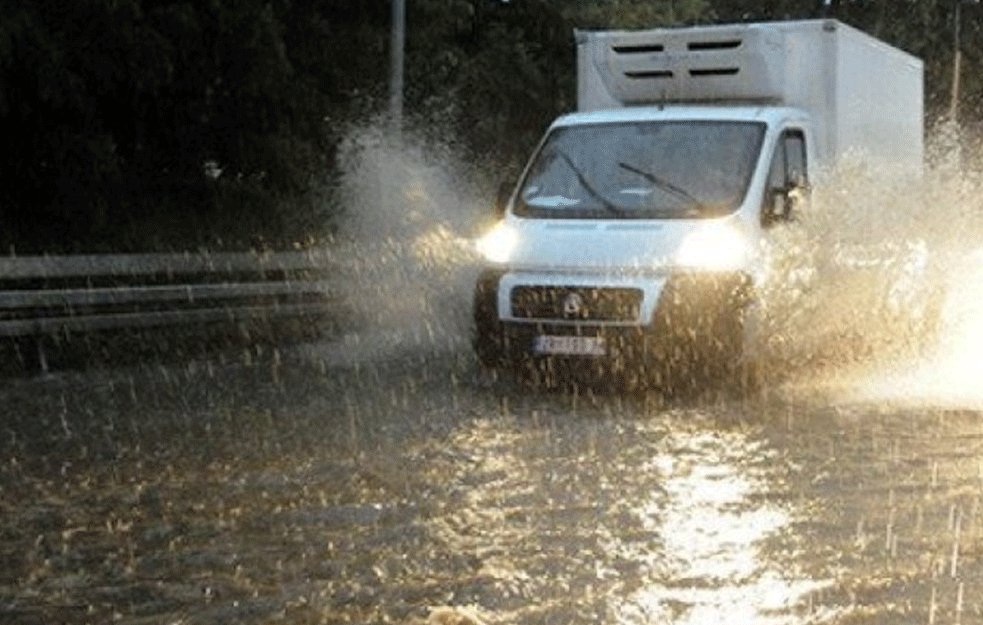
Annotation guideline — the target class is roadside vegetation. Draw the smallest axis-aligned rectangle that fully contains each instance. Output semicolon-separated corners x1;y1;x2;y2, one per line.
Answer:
0;0;979;253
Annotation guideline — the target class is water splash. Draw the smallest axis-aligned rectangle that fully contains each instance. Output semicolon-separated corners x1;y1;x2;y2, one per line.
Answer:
325;121;492;365
762;126;983;407
844;245;983;409
327;117;983;408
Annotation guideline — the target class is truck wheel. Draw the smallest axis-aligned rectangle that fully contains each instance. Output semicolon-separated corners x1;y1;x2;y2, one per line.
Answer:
473;324;504;369
726;295;764;398
681;289;760;398
473;270;505;370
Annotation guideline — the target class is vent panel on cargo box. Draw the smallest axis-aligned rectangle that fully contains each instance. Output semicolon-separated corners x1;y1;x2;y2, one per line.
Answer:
601;27;786;104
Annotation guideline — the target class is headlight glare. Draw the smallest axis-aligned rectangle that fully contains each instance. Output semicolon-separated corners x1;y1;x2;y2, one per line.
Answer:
676;223;751;271
476;223;518;264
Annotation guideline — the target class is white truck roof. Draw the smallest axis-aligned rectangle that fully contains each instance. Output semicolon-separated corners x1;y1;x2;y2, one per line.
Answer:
576;19;923;173
551;104;807;128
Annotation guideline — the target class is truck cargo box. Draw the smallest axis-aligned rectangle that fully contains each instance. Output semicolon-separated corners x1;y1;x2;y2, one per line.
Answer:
576;19;923;173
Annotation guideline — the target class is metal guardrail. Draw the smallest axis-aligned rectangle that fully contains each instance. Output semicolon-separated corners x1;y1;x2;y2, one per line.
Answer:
0;251;335;338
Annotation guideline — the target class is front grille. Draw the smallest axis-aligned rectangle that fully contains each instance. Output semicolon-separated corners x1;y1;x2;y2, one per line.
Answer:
510;286;642;322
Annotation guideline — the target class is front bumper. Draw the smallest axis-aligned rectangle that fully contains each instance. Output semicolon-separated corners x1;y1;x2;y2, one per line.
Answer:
473;267;752;365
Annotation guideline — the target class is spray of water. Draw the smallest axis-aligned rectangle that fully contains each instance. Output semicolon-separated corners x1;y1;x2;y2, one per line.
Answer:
763;123;983;407
326;120;491;365
327;117;983;406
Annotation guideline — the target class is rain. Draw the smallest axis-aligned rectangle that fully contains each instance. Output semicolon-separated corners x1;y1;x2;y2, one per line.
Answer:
0;109;982;625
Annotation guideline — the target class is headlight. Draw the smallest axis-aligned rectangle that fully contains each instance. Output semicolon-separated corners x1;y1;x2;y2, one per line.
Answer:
475;222;518;264
676;222;751;271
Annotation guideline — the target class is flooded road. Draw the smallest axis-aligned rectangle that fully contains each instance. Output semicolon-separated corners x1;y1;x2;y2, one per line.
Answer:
3;327;983;625
3;135;983;624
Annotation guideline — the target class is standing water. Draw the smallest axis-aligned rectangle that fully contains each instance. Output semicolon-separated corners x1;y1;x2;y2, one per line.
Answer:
4;122;983;625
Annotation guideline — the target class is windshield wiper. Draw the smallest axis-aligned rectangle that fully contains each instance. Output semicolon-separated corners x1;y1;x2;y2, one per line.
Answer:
618;162;706;213
556;150;626;217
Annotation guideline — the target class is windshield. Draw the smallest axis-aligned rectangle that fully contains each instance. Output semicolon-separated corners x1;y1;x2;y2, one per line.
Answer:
515;120;766;219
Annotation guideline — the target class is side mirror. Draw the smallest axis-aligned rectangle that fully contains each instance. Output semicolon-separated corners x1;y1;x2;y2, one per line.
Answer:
762;186;790;228
762;178;809;228
788;170;807;191
494;181;513;219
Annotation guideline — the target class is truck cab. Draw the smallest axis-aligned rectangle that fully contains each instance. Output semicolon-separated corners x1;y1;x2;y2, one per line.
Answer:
473;20;922;389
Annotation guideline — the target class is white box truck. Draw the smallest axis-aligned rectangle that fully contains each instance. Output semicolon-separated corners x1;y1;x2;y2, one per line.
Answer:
473;19;923;388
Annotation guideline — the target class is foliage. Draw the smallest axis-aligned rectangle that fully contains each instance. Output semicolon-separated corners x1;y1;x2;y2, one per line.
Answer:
404;0;573;174
0;0;386;253
560;0;714;29
0;0;979;253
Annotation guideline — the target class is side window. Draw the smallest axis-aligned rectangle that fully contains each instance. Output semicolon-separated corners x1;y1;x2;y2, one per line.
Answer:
762;129;809;227
784;132;807;188
767;140;787;191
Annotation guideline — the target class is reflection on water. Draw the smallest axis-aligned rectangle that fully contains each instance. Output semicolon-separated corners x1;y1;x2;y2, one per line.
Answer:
426;407;832;625
613;427;829;625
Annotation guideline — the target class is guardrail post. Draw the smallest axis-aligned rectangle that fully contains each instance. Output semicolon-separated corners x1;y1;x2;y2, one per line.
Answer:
37;339;49;374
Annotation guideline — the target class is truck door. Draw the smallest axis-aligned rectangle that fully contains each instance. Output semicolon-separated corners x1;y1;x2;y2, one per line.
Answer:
762;129;809;227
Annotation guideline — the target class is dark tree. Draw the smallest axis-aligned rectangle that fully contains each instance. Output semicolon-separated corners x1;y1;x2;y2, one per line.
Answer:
0;0;979;255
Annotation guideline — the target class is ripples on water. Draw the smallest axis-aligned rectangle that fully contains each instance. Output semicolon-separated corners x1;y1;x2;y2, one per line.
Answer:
614;426;830;625
408;400;856;625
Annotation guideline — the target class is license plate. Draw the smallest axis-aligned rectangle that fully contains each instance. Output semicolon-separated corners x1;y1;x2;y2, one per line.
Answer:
533;335;606;356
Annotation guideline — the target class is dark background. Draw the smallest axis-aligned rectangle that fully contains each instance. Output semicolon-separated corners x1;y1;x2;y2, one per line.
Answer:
1;0;979;254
